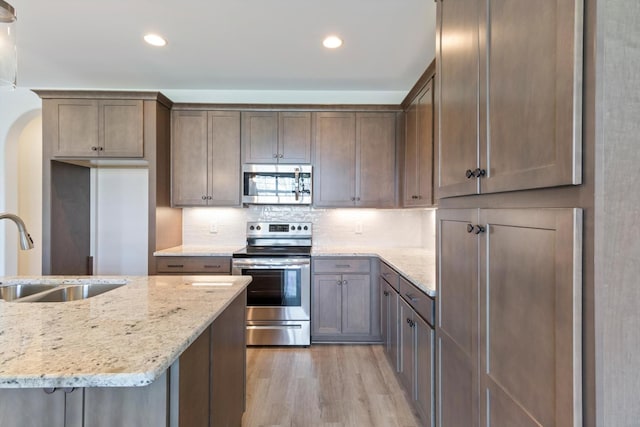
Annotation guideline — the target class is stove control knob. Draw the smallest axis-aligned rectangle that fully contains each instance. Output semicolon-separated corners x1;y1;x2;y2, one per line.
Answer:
303;225;308;230
256;226;261;231
296;226;301;230
249;226;255;230
291;226;295;231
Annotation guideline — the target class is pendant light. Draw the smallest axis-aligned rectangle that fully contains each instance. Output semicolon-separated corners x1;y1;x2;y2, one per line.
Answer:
0;0;17;88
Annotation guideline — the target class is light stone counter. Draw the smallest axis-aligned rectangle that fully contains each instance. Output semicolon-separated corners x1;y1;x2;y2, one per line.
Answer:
0;275;251;389
312;247;436;297
153;245;436;296
153;245;242;257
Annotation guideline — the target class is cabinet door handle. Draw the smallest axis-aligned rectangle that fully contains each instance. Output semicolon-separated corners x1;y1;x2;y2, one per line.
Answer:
98;146;104;151
383;290;389;296
337;280;342;286
91;146;98;151
406;318;412;324
278;154;284;158
201;196;207;200
273;153;278;158
467;224;474;233
342;280;348;285
474;225;486;234
207;196;213;200
467;168;486;178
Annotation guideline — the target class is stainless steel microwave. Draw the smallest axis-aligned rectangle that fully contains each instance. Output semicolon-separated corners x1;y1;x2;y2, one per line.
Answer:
242;164;312;205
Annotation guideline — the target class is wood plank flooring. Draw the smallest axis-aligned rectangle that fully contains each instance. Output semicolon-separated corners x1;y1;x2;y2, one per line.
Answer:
242;345;422;427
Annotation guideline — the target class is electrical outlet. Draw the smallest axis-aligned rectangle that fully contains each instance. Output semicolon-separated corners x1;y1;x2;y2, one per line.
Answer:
355;222;363;234
209;223;218;234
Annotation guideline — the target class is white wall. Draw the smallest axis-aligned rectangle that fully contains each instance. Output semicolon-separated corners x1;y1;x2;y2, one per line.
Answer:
17;116;42;275
0;88;42;276
92;168;149;275
183;206;435;250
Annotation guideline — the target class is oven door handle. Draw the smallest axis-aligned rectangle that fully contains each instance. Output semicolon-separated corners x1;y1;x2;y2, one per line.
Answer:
232;259;310;269
247;325;303;330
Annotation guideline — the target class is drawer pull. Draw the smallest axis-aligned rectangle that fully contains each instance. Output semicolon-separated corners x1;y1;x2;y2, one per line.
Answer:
405;293;419;302
335;264;351;268
167;264;184;268
204;265;222;269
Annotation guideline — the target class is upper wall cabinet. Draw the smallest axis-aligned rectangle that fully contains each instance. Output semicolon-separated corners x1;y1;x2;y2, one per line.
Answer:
313;112;397;208
404;79;434;207
172;110;241;207
46;99;144;158
241;111;312;164
435;0;583;198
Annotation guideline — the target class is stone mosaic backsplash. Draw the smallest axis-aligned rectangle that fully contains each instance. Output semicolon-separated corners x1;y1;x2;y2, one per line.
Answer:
183;206;435;249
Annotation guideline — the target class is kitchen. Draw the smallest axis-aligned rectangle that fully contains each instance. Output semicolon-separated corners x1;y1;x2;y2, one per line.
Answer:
0;1;639;426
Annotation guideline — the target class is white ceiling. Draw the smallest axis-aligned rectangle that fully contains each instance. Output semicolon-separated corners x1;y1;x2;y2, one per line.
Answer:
9;0;435;102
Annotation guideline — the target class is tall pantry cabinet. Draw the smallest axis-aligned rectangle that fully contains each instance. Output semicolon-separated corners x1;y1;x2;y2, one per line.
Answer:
434;1;585;426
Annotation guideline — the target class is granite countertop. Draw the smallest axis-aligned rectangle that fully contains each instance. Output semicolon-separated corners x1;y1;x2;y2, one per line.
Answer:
312;247;436;297
154;245;436;297
0;275;251;389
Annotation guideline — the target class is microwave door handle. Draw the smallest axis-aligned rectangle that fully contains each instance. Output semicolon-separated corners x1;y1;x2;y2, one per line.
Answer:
294;168;300;201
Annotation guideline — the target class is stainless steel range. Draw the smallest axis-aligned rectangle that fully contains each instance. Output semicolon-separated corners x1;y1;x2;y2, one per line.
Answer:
232;221;311;346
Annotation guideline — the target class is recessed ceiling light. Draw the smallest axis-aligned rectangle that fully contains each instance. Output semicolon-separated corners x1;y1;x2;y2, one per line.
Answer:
323;35;343;49
144;33;167;47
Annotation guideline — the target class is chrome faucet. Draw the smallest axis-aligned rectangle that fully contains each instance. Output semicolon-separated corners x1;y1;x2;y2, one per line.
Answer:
0;213;34;250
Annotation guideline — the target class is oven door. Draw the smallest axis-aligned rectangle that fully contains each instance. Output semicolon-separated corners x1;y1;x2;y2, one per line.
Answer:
232;257;310;321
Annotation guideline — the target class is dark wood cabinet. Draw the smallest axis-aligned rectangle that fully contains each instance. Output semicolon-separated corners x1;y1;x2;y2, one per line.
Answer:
313;112;397;207
172;110;241;207
38;91;180;276
313;112;357;207
436;0;583;198
0;290;247;427
380;276;399;371
436;208;582;427
404;79;434;207
241;111;311;164
399;291;435;427
49;99;144;158
312;257;380;342
156;256;231;275
436;209;479;427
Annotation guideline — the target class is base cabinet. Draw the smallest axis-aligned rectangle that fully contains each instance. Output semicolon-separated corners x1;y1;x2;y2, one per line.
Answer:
312;257;380;342
156;256;231;275
0;290;246;427
380;277;399;370
399;298;435;427
380;261;434;427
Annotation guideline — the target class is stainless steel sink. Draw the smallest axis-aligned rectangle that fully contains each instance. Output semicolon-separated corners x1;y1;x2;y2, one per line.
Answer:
0;284;59;301
0;282;126;303
25;283;125;302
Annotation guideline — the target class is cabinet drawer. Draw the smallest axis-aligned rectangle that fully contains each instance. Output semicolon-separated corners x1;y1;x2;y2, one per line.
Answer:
156;257;231;274
399;276;434;327
380;262;399;291
313;258;371;274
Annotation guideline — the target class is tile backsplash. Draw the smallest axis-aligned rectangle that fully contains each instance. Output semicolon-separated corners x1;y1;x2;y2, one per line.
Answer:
183;206;435;249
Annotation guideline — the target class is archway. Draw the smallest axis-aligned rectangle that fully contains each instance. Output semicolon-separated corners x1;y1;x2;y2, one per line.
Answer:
2;108;42;275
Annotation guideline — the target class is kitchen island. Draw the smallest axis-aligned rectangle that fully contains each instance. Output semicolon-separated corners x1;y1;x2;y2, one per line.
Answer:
0;275;251;427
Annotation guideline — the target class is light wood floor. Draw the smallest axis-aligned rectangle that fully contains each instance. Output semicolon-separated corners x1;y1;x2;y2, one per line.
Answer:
242;345;422;427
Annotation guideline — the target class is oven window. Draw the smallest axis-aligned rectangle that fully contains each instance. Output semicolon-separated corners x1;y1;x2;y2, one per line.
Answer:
244;268;301;306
